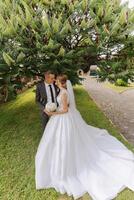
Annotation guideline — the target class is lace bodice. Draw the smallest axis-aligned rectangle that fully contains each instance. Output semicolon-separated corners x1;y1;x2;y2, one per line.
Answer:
57;88;69;111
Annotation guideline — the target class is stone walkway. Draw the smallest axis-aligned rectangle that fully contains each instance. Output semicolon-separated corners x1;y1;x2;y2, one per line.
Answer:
83;76;134;145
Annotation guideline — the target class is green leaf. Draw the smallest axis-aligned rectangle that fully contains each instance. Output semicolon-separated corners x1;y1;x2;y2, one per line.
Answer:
17;52;25;62
129;11;134;23
52;16;60;33
61;0;68;5
81;18;88;29
58;46;65;57
53;59;60;66
119;8;127;25
47;38;54;48
60;21;72;35
21;1;33;25
3;52;15;66
42;13;50;30
82;37;94;46
82;0;88;11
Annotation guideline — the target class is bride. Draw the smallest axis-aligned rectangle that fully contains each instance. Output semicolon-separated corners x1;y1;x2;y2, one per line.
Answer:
35;74;134;200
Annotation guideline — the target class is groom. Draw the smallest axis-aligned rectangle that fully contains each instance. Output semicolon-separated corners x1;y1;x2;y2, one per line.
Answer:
35;70;59;131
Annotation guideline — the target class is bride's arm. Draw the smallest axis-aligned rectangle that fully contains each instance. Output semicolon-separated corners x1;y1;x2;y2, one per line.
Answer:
55;92;68;114
45;92;68;116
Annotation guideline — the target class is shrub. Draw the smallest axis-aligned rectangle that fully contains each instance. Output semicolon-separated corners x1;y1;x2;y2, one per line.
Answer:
115;79;128;86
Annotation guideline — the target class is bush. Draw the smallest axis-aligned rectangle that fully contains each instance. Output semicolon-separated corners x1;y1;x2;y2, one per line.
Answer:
115;79;128;86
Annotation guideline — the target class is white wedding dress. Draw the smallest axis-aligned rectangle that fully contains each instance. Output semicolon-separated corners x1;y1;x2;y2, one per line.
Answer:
35;81;134;200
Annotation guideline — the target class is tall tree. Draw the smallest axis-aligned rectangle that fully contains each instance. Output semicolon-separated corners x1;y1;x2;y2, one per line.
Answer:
0;0;134;100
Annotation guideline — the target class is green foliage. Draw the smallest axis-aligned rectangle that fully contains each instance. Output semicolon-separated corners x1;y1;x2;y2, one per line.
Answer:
115;78;128;86
98;59;134;83
0;0;134;100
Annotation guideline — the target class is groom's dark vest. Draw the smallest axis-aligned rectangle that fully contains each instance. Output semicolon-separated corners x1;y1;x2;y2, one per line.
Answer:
35;81;59;107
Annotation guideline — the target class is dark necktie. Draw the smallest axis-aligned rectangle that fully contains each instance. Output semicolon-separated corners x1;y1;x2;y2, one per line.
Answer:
48;84;55;103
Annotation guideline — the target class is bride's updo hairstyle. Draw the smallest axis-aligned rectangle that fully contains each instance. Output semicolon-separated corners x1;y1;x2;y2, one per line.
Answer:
57;74;68;89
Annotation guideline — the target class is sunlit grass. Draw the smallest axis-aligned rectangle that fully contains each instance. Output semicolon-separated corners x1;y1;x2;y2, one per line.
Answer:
104;82;134;93
0;85;134;200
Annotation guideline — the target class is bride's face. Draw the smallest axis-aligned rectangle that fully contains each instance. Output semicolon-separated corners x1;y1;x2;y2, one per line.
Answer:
55;79;61;87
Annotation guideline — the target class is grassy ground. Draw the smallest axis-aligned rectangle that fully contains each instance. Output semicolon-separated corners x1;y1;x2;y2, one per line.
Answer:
104;82;134;93
0;85;134;200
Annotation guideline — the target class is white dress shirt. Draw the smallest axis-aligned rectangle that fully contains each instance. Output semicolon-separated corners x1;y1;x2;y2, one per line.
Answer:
44;82;56;103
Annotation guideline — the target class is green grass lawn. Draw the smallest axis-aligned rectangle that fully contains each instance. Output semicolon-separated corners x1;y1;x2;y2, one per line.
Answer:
0;85;134;200
104;82;134;93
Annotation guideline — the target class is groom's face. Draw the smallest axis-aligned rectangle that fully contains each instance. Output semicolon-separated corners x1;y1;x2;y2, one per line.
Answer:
45;73;55;84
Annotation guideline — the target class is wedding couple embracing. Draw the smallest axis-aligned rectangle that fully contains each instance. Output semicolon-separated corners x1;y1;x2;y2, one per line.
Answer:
35;70;134;200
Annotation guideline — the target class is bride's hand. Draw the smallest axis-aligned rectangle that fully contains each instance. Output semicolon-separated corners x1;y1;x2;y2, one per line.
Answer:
44;109;52;116
44;109;55;116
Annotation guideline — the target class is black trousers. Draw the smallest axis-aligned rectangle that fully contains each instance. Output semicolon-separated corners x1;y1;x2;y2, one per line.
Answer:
40;110;49;132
